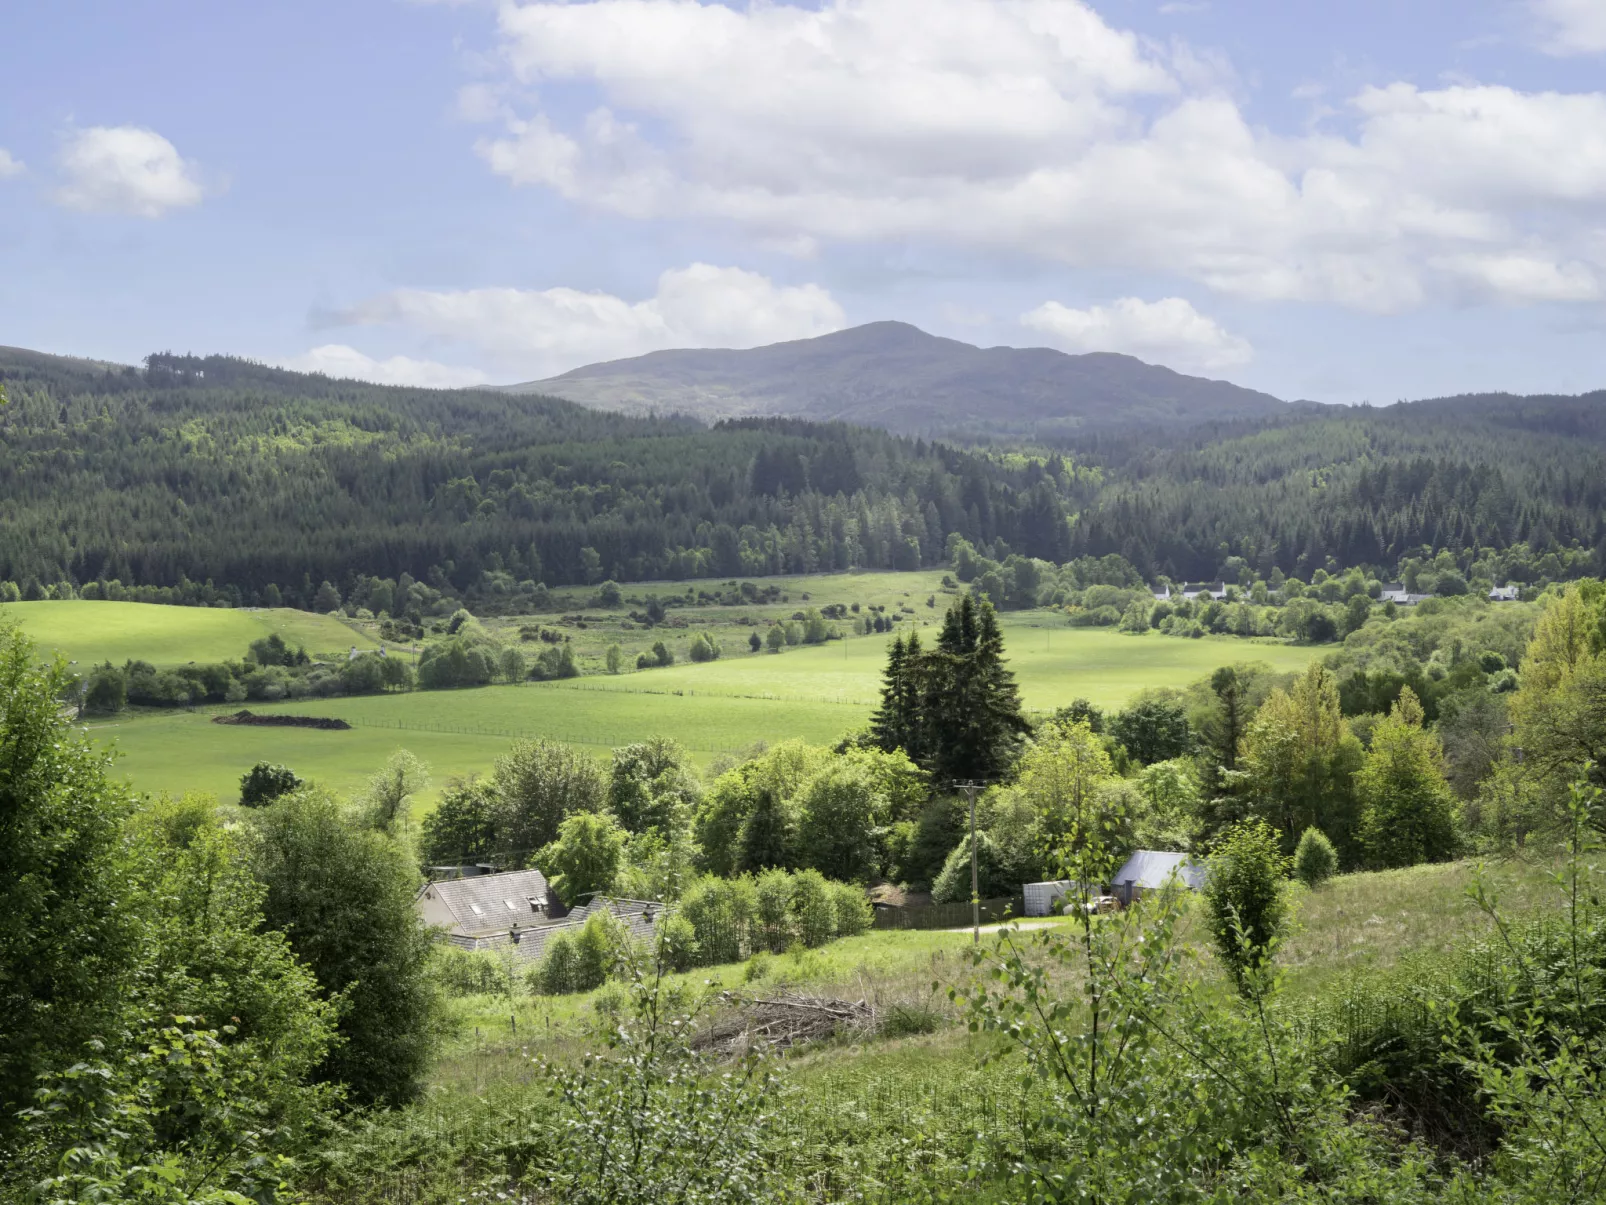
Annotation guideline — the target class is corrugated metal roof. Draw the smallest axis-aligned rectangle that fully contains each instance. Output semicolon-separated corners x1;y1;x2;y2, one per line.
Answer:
418;867;552;936
1111;850;1205;892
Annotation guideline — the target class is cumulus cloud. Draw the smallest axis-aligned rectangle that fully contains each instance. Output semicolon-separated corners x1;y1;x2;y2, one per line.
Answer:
280;345;491;389
0;149;24;179
1021;297;1252;372
472;0;1606;311
54;126;205;217
1532;0;1606;55
331;263;846;377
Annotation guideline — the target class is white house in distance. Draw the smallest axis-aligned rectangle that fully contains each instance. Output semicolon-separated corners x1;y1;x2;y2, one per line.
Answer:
1024;850;1207;916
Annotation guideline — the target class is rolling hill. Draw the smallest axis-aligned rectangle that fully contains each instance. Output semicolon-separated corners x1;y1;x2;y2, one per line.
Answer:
503;320;1298;437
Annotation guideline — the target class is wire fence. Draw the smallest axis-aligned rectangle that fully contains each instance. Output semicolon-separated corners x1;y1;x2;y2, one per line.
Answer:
871;896;1024;931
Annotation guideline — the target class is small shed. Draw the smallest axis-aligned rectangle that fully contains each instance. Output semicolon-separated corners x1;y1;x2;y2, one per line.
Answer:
1108;850;1206;903
1024;880;1078;917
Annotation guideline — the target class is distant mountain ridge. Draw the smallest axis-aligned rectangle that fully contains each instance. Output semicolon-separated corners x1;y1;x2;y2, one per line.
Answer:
502;321;1298;436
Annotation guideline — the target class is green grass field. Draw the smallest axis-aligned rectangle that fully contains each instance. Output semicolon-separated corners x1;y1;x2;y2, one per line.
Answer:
85;684;865;801
570;616;1314;712
86;622;1312;804
14;578;1314;804
0;600;379;666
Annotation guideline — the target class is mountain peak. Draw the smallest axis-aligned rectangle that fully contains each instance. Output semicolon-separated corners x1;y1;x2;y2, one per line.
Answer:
507;322;1288;437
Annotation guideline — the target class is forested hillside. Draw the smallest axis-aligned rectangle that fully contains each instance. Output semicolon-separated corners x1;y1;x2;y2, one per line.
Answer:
0;347;1075;606
1060;392;1606;579
0;346;1602;607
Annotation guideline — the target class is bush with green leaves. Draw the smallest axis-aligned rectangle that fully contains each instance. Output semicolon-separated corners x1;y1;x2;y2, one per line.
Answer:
688;632;721;662
1202;818;1291;990
530;931;580;996
1292;825;1339;888
531;912;627;996
434;945;513;998
238;761;301;808
790;869;838;948
18;1020;321;1205
656;913;699;973
830;880;873;937
930;831;1013;904
247;787;441;1106
679;874;756;966
753;868;795;953
522;953;781;1204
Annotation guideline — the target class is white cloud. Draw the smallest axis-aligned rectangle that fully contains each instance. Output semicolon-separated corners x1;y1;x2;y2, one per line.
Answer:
332;263;846;376
281;345;491;389
1532;0;1606;55
0;148;24;179
54;126;205;217
472;0;1606;312
1021;296;1252;372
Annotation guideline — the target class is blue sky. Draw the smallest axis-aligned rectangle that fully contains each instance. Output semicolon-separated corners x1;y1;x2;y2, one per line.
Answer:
2;0;1604;402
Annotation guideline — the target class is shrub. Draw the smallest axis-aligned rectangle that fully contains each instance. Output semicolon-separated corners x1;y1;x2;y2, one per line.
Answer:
881;1001;942;1037
930;831;1012;904
688;632;721;662
679;875;756;966
1292;826;1338;889
239;762;300;808
656;913;698;973
830;881;872;937
1203;819;1290;991
532;931;580;995
572;912;627;991
790;869;837;948
434;945;510;998
636;641;675;670
753;868;794;953
80;662;126;715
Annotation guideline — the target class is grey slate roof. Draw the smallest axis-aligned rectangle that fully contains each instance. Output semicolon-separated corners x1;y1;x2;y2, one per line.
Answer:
457;896;666;964
419;868;553;937
1110;850;1206;892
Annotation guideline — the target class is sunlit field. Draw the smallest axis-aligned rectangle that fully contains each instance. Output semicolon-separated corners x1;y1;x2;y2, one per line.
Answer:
0;600;378;666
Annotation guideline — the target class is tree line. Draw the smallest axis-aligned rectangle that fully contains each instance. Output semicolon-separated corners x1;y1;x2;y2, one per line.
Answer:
1;347;1603;611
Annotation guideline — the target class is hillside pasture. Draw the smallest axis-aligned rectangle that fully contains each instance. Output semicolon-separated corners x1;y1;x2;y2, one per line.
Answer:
557;617;1315;712
0;600;378;666
86;683;866;803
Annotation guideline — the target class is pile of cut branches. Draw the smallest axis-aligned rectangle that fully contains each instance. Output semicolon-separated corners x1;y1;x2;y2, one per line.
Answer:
693;991;876;1056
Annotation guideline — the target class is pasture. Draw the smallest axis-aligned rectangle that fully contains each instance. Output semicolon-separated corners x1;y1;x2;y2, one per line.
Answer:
85;685;865;802
0;600;378;666
13;575;1315;805
573;615;1315;712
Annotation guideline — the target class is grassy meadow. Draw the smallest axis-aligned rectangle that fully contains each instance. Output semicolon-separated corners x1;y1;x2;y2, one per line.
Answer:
7;574;1314;805
0;600;378;666
433;855;1563;1093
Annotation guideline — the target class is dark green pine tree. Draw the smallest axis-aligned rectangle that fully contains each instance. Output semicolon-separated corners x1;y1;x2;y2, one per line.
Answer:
870;630;927;761
938;599;1028;782
869;634;908;752
737;788;795;872
875;597;1026;784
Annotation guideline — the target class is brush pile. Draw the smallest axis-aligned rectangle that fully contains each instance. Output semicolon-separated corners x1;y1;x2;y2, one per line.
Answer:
694;992;876;1056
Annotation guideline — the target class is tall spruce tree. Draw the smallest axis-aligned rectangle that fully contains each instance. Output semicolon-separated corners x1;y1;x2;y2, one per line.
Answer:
870;597;1026;783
